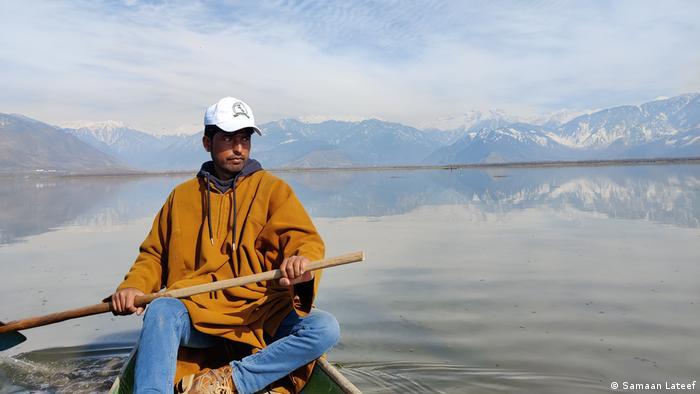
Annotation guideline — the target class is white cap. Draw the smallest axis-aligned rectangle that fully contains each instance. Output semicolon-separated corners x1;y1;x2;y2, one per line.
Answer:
204;97;262;135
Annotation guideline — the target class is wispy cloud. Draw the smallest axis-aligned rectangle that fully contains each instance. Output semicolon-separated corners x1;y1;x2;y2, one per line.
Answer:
1;0;698;133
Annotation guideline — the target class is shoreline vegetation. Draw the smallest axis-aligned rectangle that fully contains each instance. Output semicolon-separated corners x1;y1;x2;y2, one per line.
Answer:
3;156;700;179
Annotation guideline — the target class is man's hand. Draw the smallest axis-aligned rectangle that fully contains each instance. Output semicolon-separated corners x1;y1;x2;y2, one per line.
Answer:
279;256;314;287
111;288;145;315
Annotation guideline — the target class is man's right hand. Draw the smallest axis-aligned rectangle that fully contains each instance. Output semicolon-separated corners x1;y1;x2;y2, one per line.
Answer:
111;288;145;315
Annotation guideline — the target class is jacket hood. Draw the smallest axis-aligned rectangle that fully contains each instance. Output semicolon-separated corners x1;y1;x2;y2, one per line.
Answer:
196;158;263;247
196;159;263;193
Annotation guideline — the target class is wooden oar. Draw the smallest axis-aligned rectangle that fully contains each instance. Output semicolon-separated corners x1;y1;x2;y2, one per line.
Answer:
0;322;25;351
0;251;364;351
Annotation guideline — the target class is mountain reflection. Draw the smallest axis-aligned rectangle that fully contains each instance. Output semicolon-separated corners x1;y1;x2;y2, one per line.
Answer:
0;175;190;245
0;165;698;245
285;165;700;227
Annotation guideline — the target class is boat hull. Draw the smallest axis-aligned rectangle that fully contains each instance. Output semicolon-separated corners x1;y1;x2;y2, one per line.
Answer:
109;347;355;393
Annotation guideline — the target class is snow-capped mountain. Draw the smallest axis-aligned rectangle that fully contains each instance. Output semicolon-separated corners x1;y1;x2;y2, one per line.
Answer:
523;109;593;129
426;94;700;164
427;123;571;164
3;93;699;173
0;114;127;173
419;108;589;134
62;121;188;168
418;109;515;132
558;93;700;149
62;120;159;150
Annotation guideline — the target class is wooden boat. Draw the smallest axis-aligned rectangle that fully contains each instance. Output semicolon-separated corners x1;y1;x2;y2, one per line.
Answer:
108;346;361;394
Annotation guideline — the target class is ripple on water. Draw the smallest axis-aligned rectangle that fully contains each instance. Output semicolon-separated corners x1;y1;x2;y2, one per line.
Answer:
337;361;609;394
0;344;131;393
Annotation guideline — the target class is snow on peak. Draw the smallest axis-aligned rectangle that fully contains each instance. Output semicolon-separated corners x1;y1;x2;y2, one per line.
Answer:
472;126;554;146
418;109;514;130
60;120;130;130
59;120;159;148
61;120;138;146
419;108;593;131
523;109;594;127
296;115;368;124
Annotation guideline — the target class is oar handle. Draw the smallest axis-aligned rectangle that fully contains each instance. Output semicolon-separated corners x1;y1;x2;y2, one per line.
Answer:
0;252;364;335
158;251;364;300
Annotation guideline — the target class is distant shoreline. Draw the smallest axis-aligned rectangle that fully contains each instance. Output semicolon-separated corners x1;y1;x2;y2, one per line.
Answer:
3;156;700;179
271;156;700;173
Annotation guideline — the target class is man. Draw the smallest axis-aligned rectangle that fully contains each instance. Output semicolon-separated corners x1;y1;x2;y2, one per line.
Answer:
111;97;339;394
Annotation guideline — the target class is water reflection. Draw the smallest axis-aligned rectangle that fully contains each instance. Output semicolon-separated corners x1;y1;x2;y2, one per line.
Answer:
0;175;189;245
0;165;698;246
286;165;700;227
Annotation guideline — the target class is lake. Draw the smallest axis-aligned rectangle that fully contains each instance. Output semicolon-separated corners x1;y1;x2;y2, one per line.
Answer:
1;164;699;393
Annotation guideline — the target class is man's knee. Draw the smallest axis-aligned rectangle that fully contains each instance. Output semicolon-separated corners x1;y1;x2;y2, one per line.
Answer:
143;298;187;330
306;310;340;351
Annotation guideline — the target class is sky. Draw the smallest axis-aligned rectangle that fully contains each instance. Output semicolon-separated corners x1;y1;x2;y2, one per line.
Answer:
1;0;699;134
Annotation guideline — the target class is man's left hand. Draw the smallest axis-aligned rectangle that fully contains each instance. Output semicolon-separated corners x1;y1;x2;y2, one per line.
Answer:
279;255;314;286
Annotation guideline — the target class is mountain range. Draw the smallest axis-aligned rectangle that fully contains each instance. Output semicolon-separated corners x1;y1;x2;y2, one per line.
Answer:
1;93;698;174
0;114;125;174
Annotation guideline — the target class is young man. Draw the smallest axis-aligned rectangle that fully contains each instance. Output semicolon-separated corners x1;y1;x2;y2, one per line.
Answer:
111;97;339;394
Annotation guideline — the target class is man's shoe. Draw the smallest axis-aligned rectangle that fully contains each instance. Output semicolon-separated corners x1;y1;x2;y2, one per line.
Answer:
176;364;236;394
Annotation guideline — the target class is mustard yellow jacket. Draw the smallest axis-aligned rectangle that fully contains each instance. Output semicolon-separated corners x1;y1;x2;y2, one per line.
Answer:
118;160;325;378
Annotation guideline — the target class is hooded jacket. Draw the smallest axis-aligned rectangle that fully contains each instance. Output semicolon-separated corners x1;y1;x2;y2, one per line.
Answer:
117;159;325;390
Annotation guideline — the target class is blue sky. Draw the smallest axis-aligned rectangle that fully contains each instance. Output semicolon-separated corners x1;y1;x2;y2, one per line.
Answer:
1;0;699;133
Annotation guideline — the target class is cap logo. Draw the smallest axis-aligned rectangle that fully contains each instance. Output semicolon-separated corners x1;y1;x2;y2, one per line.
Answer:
232;102;250;118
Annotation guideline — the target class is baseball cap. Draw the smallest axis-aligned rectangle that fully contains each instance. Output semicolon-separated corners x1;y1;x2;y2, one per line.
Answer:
204;97;262;135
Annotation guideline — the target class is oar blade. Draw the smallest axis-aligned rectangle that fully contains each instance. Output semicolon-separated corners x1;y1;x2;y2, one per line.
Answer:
0;321;27;351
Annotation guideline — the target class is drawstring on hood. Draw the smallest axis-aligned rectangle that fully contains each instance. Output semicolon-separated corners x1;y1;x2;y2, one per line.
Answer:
197;159;263;247
231;171;241;250
205;176;213;244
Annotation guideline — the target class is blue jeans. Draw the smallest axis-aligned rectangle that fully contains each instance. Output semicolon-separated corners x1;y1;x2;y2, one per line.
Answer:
133;297;340;394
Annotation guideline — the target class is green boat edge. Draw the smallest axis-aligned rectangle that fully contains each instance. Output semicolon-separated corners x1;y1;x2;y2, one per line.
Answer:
108;346;360;394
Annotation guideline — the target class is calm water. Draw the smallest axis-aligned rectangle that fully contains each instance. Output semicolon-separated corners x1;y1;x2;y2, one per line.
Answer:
0;164;699;393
